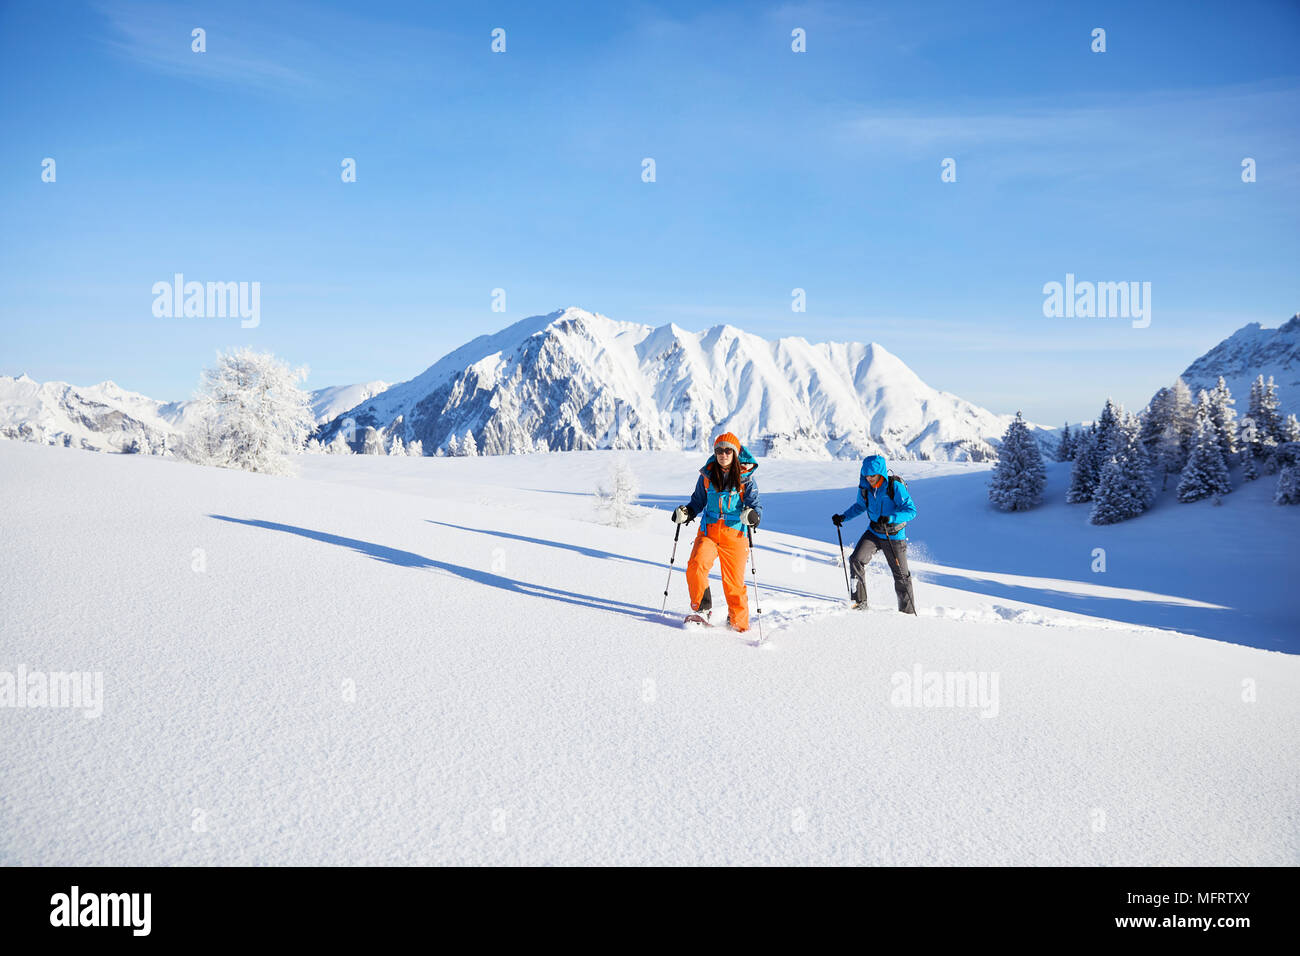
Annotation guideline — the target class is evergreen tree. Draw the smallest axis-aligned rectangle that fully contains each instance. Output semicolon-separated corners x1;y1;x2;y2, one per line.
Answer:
1167;378;1197;466
1207;376;1238;465
1177;416;1232;502
445;434;460;457
362;427;385;455
989;412;1048;511
1276;449;1300;505
407;439;424;457
326;431;353;455
388;434;405;456
1090;413;1155;524
1247;375;1283;442
461;430;478;457
1094;398;1121;458
1282;414;1300;444
1056;423;1074;462
1139;387;1172;458
1154;421;1182;490
1066;428;1099;503
1238;418;1259;481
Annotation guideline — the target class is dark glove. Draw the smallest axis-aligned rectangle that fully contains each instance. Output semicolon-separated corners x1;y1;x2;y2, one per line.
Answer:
831;514;844;527
741;507;759;528
671;505;692;524
870;518;888;534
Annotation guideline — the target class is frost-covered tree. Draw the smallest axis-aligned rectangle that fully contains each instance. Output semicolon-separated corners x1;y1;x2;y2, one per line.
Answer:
326;431;353;455
388;434;405;456
1247;375;1282;442
461;430;478;457
1139;386;1171;457
1090;413;1154;524
1156;378;1197;466
989;411;1047;511
1056;423;1075;462
445;434;460;457
1275;444;1300;505
1177;416;1231;503
1239;418;1259;481
1066;401;1121;503
1207;376;1238;465
184;347;315;475
1282;414;1300;444
1094;399;1121;454
1066;425;1100;503
362;427;385;455
406;439;423;457
434;445;445;458
595;458;642;527
1153;421;1182;490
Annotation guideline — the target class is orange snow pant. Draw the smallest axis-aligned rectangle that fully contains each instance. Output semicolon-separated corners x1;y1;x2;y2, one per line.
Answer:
686;523;750;631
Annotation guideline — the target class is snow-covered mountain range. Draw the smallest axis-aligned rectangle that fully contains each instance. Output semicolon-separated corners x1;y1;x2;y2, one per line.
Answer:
1173;313;1300;414
0;375;388;453
7;308;1296;461
316;307;1040;461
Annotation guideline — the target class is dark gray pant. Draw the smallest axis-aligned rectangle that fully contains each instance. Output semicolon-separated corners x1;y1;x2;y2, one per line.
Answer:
849;533;915;613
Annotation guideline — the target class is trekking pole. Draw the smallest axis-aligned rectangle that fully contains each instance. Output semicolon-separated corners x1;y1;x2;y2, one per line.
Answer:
879;529;917;616
661;521;682;614
745;525;764;642
835;523;853;603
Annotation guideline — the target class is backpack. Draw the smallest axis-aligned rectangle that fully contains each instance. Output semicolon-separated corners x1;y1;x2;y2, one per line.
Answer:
860;472;906;502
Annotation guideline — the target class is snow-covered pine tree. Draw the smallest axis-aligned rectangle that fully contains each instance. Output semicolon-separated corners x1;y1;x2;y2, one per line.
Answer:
388;434;405;456
1169;378;1196;465
362;427;385;455
1090;412;1154;524
461;430;478;457
1282;414;1300;443
407;439;423;457
326;431;353;455
1238;417;1258;481
1247;374;1283;442
1207;376;1238;465
1066;425;1099;503
1139;386;1172;458
304;437;323;454
445;434;460;457
186;347;315;475
1094;398;1121;455
989;411;1047;511
1275;444;1300;505
1177;415;1232;502
1056;423;1074;462
1154;421;1182;489
1066;401;1119;503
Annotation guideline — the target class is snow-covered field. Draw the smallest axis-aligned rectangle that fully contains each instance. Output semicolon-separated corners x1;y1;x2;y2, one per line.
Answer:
2;440;1297;865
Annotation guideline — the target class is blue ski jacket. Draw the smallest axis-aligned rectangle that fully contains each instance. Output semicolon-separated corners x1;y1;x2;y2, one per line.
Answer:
686;445;762;537
841;454;917;540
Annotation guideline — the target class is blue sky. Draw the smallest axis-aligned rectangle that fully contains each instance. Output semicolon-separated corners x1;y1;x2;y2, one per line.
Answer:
1;0;1297;424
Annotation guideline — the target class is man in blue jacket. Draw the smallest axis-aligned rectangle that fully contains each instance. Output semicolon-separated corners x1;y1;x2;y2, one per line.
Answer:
832;454;917;614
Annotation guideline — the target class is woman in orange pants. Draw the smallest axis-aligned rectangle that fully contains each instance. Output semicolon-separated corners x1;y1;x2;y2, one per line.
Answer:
671;432;762;631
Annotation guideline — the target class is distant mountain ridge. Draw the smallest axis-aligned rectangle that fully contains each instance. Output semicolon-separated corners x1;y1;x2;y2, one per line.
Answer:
1174;313;1300;413
0;374;386;453
316;307;1049;461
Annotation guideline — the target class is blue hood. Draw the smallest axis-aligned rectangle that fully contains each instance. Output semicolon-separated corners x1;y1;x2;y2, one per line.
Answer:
701;444;758;478
860;454;888;479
